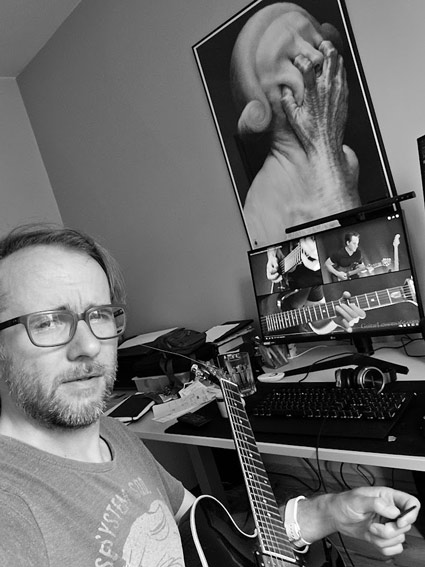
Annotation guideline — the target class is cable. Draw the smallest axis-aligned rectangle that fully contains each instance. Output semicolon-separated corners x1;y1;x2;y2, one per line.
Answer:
355;464;376;486
268;471;319;493
302;458;323;492
324;461;346;491
296;350;355;383
288;344;329;359
339;462;352;490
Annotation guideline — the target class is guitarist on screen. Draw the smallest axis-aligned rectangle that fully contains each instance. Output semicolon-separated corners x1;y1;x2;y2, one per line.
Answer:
325;231;366;281
266;236;321;291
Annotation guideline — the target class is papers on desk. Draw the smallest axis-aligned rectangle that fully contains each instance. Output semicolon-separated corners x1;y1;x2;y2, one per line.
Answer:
152;381;219;423
206;323;240;343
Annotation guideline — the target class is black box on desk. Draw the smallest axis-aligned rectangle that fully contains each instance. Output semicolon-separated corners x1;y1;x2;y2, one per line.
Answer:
116;341;217;389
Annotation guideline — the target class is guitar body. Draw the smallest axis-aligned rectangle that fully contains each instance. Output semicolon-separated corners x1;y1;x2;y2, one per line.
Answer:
183;495;345;567
335;258;391;281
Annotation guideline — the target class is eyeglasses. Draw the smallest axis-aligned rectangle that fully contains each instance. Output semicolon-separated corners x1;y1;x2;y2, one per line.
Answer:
0;305;126;347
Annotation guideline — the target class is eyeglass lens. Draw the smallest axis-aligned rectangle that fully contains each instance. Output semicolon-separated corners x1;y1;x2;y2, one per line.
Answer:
28;306;125;346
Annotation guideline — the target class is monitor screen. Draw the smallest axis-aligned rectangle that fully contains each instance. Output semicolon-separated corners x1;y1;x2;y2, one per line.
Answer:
248;212;423;350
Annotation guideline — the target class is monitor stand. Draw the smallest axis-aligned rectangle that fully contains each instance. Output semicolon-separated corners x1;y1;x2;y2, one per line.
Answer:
352;334;374;355
281;353;408;378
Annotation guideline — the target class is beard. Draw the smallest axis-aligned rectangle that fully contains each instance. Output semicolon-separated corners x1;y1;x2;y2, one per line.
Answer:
1;351;117;430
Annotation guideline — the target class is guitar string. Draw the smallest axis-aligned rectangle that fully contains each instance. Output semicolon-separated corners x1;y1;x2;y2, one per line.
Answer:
228;411;293;556
280;244;302;274
224;384;295;558
262;281;416;331
224;389;290;536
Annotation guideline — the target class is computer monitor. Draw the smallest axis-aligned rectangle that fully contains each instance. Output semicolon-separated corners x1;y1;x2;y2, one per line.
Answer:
248;211;423;354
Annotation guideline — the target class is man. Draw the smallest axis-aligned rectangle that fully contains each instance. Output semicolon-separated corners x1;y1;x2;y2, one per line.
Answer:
230;3;360;247
266;236;321;292
0;224;419;565
325;231;366;282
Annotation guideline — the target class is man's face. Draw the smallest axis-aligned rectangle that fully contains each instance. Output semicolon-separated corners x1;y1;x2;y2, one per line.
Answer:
346;235;359;253
0;245;118;429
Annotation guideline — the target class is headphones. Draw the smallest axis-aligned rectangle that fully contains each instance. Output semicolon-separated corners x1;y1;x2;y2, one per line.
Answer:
335;366;396;393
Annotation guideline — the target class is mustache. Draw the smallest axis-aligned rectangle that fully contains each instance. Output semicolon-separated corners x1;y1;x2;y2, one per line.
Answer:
58;362;113;383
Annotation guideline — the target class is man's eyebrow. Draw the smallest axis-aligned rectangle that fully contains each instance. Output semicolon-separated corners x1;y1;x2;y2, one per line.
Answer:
51;304;102;312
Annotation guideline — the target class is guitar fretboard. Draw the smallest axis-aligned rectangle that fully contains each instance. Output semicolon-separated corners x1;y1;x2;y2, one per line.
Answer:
279;244;301;274
221;379;296;563
263;280;416;333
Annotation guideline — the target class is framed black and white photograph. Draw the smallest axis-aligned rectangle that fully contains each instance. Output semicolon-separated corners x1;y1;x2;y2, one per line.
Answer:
193;0;396;249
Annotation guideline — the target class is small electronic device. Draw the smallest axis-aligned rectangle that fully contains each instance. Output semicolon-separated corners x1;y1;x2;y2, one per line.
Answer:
177;412;212;428
107;393;155;422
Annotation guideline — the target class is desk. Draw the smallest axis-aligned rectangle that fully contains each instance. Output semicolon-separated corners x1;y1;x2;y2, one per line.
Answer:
128;344;425;501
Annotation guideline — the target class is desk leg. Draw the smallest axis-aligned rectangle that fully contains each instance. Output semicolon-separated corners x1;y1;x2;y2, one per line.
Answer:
187;446;228;507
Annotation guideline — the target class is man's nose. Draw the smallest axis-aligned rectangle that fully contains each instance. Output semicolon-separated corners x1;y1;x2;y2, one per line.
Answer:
67;320;101;359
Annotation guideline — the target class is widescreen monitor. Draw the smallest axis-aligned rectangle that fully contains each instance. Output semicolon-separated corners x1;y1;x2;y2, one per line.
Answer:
248;212;423;353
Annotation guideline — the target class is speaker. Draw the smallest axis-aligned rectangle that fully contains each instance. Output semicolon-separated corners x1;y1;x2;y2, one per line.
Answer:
335;366;396;393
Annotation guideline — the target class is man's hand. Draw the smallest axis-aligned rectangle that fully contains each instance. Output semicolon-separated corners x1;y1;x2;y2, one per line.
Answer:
266;248;282;282
297;487;420;557
334;291;365;332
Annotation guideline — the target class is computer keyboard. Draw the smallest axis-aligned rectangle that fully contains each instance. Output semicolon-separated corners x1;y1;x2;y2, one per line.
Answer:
248;384;414;439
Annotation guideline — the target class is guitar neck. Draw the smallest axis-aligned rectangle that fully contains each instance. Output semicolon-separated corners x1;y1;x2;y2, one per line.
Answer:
221;379;296;562
279;244;301;274
263;280;416;333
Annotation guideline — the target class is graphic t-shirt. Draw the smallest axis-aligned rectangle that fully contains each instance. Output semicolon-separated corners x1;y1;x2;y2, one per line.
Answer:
0;416;185;567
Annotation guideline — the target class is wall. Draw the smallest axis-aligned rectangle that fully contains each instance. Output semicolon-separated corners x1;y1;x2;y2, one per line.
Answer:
0;78;61;234
17;0;425;338
345;0;425;297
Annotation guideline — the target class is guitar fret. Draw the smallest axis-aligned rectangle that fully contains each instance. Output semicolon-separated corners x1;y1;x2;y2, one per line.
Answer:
262;280;416;332
222;379;300;559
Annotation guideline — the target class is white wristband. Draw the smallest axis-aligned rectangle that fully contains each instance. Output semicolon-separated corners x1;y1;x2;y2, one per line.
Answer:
284;496;311;551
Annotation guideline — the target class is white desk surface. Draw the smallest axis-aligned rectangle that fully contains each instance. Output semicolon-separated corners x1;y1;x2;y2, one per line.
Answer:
127;342;425;472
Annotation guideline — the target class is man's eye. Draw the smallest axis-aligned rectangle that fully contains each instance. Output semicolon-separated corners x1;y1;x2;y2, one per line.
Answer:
33;316;64;332
91;309;113;323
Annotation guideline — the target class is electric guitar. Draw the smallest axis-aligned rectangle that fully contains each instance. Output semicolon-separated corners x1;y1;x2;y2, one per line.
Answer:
185;366;345;567
336;258;391;281
393;235;400;271
263;278;417;334
277;238;320;275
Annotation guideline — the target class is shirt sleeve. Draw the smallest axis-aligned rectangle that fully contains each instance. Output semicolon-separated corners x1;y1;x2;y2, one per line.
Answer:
0;491;49;567
145;446;185;516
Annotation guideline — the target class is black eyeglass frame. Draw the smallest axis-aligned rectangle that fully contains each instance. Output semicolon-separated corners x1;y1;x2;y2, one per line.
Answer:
0;304;126;347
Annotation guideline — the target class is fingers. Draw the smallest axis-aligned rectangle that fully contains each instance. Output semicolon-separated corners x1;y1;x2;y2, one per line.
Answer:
293;53;316;90
367;522;408;557
319;40;339;78
334;301;365;331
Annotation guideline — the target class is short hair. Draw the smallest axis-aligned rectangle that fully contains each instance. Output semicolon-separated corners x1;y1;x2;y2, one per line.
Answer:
344;231;359;244
0;224;126;310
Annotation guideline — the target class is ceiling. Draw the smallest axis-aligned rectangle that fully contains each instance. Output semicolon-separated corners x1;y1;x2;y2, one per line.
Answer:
0;0;82;77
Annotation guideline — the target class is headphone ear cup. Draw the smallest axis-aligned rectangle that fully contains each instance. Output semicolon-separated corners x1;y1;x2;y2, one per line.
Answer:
355;366;387;393
335;367;355;388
